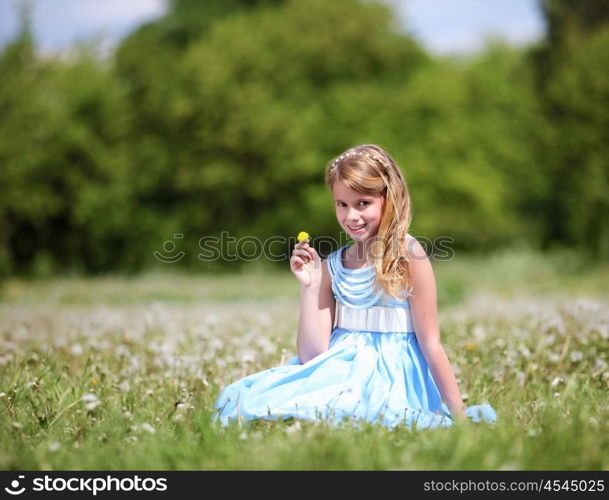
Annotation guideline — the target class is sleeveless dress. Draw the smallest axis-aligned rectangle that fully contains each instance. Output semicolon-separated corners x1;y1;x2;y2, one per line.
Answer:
214;244;497;429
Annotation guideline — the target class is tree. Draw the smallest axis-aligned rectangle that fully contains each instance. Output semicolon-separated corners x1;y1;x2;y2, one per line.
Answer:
540;0;609;49
532;0;609;258
0;9;134;274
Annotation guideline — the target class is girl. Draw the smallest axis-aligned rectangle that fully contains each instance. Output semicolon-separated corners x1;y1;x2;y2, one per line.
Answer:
215;144;496;429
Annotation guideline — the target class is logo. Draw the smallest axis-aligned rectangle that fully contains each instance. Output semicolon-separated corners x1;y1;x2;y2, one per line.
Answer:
4;476;26;495
153;234;186;263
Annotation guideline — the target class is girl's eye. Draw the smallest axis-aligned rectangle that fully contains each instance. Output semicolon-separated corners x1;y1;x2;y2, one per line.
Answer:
336;201;369;207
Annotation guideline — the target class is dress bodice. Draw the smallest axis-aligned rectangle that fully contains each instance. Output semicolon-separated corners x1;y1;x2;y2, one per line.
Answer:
327;244;411;310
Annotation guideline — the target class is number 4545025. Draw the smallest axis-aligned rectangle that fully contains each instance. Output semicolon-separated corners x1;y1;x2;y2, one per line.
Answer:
543;479;604;492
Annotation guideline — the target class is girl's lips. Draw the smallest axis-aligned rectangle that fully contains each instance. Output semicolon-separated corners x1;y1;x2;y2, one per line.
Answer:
347;224;366;234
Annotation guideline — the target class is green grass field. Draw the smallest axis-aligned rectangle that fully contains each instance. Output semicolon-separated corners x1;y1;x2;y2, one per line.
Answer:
1;247;608;470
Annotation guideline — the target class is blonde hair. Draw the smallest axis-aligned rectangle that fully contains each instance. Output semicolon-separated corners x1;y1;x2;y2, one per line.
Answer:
325;144;413;300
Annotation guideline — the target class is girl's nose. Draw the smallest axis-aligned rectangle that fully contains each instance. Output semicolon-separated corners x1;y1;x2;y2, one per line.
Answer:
347;207;361;221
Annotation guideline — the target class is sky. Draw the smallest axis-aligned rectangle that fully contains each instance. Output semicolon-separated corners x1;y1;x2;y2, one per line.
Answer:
0;0;546;55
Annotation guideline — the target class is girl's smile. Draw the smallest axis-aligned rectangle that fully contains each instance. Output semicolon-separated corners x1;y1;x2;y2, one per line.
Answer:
347;223;366;234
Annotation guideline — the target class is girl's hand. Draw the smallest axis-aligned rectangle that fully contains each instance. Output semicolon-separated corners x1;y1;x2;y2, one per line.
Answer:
448;402;467;424
290;241;322;288
450;411;467;424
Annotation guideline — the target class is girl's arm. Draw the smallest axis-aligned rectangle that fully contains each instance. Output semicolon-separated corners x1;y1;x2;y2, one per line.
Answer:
406;237;467;421
291;243;335;364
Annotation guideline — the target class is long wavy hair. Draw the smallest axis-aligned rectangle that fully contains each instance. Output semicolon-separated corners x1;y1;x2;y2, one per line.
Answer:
325;144;413;300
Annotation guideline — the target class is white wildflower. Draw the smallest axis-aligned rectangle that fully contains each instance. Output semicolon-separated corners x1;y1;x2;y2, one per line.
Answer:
593;358;608;375
140;422;155;434
241;352;255;364
115;344;130;357
518;344;531;360
70;343;84;356
205;313;219;327
472;324;486;341
48;441;61;452
595;324;608;340
118;380;131;392
570;350;583;362
545;334;556;346
81;393;100;411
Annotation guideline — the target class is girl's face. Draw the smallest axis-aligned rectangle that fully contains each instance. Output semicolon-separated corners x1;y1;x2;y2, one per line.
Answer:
332;180;385;242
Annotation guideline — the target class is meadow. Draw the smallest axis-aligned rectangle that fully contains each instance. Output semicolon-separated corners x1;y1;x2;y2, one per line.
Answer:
1;246;608;470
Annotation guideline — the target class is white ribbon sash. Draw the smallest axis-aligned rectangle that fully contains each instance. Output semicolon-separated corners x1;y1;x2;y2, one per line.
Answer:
335;303;415;333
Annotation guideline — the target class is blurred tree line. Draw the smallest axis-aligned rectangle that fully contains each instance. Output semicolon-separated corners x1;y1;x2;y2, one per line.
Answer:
0;0;607;276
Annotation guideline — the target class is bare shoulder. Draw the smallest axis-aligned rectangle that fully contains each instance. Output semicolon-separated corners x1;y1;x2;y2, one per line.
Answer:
404;234;428;260
404;234;430;265
403;234;436;297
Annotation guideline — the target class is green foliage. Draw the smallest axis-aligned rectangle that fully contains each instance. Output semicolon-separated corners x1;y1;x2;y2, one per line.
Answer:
317;44;547;248
0;0;607;274
0;42;136;274
113;0;427;269
541;0;609;48
532;0;609;259
541;29;609;258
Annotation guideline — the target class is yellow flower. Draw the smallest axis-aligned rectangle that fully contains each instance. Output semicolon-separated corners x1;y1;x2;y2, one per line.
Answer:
297;231;310;243
464;342;477;352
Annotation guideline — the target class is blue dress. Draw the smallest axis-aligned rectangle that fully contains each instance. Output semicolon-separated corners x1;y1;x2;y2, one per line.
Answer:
214;244;497;429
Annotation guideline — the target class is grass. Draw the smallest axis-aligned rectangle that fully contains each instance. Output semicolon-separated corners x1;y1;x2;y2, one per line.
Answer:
0;246;608;470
